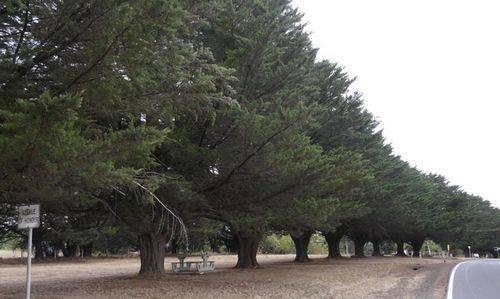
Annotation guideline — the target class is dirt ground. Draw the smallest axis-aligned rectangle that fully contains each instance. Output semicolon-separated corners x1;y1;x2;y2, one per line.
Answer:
0;254;456;298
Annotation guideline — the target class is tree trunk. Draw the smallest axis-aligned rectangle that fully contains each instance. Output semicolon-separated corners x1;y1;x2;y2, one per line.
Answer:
324;232;342;258
353;238;365;257
139;233;166;275
410;238;424;257
395;241;406;256
81;243;93;257
170;238;178;254
42;247;54;258
463;247;469;258
209;238;221;253
291;231;313;262
63;243;77;257
33;228;44;259
233;231;260;268
372;240;382;256
223;237;237;253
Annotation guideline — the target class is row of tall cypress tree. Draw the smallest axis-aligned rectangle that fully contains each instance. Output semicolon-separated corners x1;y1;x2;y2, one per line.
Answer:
1;0;498;274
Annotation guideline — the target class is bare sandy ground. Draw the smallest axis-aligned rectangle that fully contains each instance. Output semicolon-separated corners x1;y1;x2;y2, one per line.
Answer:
0;254;456;298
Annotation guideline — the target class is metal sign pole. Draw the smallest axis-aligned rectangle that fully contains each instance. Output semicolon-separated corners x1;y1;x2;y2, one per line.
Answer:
25;226;33;299
18;204;40;299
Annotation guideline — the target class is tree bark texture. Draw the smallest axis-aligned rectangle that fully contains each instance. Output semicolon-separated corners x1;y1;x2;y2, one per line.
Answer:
395;240;406;256
139;233;166;275
353;238;365;257
372;240;382;256
33;228;44;259
291;231;313;262
81;243;93;257
62;243;77;257
233;231;261;268
324;231;342;258
410;238;424;257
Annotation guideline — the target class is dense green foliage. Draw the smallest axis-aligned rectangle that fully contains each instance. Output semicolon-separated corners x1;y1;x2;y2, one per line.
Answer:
1;0;498;274
260;233;327;255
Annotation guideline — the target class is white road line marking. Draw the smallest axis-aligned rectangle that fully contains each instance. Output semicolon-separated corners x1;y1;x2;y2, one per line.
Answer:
447;261;470;299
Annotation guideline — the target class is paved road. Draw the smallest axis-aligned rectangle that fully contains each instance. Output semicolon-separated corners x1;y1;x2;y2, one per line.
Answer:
447;259;500;299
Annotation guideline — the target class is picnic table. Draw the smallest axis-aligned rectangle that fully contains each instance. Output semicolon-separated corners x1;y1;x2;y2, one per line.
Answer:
171;253;215;273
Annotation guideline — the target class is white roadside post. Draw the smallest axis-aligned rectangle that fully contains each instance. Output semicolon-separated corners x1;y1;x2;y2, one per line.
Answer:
467;245;471;258
18;204;40;299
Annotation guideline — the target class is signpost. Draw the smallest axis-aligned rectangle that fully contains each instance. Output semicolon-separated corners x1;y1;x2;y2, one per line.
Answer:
18;204;40;299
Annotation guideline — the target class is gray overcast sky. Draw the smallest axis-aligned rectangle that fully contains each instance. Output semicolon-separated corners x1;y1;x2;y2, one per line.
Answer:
293;0;500;208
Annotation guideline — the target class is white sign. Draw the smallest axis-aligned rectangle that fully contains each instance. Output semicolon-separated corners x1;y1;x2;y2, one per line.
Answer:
18;205;40;229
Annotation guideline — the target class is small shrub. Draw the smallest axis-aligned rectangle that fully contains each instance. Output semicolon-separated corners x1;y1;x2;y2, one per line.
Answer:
308;233;328;254
260;234;294;254
260;233;328;255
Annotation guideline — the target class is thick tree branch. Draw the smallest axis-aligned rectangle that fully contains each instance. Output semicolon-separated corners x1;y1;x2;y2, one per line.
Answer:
12;1;30;63
200;122;294;193
56;25;130;95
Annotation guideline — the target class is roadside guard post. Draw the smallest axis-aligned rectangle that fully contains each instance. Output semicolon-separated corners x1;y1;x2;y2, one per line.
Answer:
18;204;40;299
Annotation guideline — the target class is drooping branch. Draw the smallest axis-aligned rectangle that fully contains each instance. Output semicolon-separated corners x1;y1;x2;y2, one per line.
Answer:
131;180;189;249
